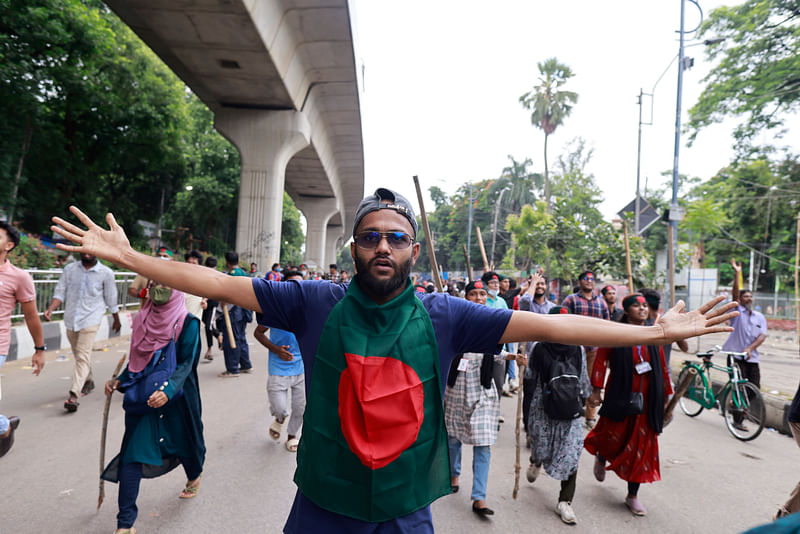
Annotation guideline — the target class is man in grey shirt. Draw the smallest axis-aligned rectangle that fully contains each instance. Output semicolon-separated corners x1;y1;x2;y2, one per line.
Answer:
45;253;120;412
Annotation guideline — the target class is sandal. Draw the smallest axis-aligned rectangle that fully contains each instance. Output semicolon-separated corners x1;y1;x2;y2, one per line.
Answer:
81;379;95;396
269;419;284;441
64;398;79;413
286;437;299;452
114;528;136;533
218;371;239;378
179;475;202;499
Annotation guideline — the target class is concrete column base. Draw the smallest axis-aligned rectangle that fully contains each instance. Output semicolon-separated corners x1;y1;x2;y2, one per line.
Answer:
215;109;310;269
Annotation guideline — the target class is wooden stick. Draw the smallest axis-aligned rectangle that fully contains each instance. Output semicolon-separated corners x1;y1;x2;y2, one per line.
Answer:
221;303;236;349
99;353;128;510
476;226;489;272
413;175;444;292
512;370;524;499
664;366;697;425
623;219;634;293
463;243;473;282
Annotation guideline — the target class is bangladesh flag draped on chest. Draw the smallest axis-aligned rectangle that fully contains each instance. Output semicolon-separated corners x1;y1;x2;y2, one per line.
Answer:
295;277;450;522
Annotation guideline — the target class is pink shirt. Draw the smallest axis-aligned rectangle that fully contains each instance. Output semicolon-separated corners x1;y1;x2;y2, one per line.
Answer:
0;260;35;354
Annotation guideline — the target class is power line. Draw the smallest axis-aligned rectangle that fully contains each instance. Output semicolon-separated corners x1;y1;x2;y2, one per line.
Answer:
714;224;798;270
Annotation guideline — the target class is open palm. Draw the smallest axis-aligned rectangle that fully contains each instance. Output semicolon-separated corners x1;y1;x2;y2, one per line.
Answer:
51;206;132;266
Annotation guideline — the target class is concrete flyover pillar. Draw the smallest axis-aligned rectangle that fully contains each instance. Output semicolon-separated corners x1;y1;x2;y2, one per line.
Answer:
325;225;345;268
214;109;310;270
294;197;339;270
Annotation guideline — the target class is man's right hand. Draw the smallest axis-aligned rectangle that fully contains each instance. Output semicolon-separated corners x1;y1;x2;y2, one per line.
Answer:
731;258;742;272
43;309;53;321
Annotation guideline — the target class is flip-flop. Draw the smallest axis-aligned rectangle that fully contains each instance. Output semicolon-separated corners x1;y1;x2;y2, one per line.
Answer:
269;419;284;441
286;438;299;452
179;475;202;499
81;380;95;396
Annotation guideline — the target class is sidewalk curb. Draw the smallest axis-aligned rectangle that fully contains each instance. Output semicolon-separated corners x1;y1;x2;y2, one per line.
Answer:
7;312;136;362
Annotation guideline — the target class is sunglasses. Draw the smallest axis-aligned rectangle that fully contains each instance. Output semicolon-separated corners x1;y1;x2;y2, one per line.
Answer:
354;231;414;250
581;275;594;281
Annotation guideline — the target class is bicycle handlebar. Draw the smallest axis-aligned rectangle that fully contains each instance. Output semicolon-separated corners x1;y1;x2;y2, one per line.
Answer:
696;347;748;359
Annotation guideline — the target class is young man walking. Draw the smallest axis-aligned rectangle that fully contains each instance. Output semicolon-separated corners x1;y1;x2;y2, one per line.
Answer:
44;252;120;412
217;251;252;376
0;222;46;456
52;189;735;533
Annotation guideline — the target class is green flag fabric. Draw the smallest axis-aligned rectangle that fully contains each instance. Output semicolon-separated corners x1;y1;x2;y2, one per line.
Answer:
295;277;450;522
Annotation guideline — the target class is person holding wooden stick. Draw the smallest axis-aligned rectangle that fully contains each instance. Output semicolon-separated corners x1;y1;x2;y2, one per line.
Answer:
584;293;673;517
443;279;524;517
52;188;736;534
216;250;253;377
102;285;205;534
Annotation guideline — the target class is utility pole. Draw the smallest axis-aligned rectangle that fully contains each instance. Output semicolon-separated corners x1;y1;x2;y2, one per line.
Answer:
669;0;687;310
795;212;800;356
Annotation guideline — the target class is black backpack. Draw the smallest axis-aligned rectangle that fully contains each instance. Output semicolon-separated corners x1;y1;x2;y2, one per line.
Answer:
532;343;584;421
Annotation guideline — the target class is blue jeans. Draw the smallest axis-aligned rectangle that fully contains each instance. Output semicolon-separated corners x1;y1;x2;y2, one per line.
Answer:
0;415;8;435
117;458;203;528
508;359;517;381
448;436;491;501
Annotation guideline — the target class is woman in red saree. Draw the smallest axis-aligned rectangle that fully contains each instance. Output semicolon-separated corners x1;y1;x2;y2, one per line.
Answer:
584;293;673;517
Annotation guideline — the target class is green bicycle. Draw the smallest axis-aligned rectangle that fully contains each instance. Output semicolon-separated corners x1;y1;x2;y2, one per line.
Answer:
677;345;765;441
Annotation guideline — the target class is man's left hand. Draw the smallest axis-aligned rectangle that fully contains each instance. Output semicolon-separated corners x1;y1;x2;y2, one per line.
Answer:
32;351;45;376
112;317;122;333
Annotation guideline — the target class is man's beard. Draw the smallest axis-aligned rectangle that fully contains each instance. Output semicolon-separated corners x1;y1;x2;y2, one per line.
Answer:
534;289;545;297
354;252;412;298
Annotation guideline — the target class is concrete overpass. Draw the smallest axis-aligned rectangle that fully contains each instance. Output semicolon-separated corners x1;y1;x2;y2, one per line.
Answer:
104;0;364;269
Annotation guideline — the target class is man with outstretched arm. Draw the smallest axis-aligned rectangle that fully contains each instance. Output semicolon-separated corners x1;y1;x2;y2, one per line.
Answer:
52;190;737;533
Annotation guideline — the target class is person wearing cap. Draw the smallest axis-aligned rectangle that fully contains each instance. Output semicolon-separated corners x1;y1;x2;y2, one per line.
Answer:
584;293;674;517
561;270;610;430
52;189;736;533
601;285;624;322
524;305;588;524
444;279;524;516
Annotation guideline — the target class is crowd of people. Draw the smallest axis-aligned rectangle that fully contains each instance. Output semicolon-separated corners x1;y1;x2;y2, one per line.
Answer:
3;186;791;532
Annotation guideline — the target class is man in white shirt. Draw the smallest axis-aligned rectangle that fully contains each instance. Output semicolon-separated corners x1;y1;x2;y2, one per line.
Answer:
44;253;120;412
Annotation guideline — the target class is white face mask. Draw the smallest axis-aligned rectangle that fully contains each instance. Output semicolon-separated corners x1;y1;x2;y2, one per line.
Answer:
488;289;499;297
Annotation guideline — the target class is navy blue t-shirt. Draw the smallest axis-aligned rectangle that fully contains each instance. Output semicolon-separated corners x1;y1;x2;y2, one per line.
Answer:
251;278;512;533
252;278;512;392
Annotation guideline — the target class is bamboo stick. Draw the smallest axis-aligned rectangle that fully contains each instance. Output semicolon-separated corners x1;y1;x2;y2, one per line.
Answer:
413;176;444;292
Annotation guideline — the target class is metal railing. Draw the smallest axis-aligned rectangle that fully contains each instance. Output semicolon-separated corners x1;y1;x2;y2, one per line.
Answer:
11;269;140;320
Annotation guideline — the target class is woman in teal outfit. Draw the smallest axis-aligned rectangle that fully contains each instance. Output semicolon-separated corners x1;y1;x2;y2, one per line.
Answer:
102;283;206;534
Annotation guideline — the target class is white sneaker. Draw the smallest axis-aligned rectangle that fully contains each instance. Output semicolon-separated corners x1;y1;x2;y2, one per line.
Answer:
556;501;577;524
526;463;541;483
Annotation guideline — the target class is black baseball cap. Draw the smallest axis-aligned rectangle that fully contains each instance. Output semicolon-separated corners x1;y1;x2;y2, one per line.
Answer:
352;188;418;238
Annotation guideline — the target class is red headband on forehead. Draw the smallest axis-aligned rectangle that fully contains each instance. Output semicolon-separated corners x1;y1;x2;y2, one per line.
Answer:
475;281;484;289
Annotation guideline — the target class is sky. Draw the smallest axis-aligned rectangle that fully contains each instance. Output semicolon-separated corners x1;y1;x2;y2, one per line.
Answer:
349;0;742;222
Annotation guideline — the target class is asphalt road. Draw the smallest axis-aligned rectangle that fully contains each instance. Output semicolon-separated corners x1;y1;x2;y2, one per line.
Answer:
1;327;798;533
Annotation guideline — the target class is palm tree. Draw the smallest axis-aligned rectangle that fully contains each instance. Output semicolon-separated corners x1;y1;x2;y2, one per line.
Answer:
519;58;578;213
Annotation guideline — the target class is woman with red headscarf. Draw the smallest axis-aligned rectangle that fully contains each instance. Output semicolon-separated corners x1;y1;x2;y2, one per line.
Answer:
102;282;205;534
584;293;673;517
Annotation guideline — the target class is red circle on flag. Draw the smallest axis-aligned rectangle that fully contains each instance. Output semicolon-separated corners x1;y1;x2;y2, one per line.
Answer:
338;353;425;470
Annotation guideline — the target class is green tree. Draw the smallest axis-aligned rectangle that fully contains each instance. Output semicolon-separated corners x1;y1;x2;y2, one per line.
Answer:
519;58;579;212
280;192;304;266
0;0;191;234
688;0;800;150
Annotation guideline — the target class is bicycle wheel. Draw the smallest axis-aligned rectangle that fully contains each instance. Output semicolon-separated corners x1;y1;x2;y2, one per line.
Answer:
722;381;765;441
678;366;705;417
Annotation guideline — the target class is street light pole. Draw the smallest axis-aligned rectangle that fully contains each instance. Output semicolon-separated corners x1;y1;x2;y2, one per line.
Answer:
669;0;688;306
